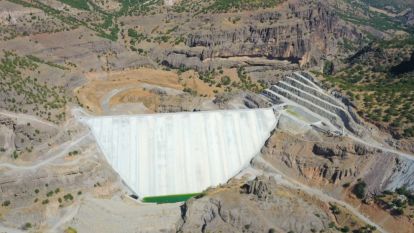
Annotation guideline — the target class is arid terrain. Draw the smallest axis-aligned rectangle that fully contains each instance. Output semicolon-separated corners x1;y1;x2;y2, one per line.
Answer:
0;0;413;232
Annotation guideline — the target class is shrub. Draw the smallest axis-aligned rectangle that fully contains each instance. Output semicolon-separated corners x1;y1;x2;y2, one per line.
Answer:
183;87;197;96
396;186;409;196
353;181;366;199
65;227;77;233
340;226;350;232
64;193;74;201
330;204;341;214
382;190;393;195
2;200;10;206
12;151;18;159
323;60;334;75
403;127;414;137
392;207;404;216
221;76;231;85
23;222;32;230
127;28;138;38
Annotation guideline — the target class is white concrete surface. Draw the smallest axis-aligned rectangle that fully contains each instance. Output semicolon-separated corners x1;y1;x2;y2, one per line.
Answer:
82;108;277;197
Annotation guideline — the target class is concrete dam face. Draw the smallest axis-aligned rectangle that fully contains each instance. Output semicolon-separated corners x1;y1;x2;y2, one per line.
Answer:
82;108;277;198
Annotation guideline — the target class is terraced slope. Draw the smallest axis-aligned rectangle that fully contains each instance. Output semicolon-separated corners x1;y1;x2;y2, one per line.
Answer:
264;72;363;135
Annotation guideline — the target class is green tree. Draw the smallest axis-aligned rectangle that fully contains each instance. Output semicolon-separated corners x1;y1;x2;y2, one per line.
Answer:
353;181;367;199
323;60;334;75
221;76;231;86
2;200;10;206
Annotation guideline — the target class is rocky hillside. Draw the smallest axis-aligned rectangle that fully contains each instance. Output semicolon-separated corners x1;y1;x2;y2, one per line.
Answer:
156;0;363;70
0;0;413;232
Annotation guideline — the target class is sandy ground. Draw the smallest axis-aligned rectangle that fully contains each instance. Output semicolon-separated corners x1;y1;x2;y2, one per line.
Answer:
61;196;181;233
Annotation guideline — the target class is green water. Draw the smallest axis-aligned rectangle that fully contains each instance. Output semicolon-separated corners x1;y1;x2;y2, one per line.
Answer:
142;193;202;204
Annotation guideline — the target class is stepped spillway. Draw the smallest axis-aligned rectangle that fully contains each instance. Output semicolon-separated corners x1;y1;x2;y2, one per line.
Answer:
82;108;277;198
264;72;361;134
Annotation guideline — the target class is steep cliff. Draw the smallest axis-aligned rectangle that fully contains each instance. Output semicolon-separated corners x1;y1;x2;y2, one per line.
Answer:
160;0;363;70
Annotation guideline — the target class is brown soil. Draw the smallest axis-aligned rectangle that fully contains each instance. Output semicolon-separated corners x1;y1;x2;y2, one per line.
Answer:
75;68;237;114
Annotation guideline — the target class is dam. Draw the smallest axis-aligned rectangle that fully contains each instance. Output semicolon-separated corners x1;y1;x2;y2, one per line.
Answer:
82;108;278;198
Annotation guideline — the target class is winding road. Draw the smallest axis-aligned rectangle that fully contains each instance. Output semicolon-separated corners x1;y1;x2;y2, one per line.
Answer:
0;133;90;170
0;110;58;129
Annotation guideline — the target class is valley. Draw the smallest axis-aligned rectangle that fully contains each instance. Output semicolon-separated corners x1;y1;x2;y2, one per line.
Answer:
0;0;413;232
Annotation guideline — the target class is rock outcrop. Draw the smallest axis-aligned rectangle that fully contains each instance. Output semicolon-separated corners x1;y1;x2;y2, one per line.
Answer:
240;176;272;200
159;0;362;72
312;143;373;158
262;131;414;196
178;177;332;233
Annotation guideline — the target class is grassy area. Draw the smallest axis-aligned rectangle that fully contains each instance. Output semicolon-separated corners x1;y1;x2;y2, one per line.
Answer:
285;107;301;118
142;193;201;203
285;106;317;123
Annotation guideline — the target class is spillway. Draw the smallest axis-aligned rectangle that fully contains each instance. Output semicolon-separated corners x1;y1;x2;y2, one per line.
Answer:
82;108;277;198
263;72;363;135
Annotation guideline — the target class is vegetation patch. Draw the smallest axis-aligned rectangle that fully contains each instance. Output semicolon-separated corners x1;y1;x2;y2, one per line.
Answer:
316;38;414;139
26;55;68;70
0;51;69;123
335;0;413;33
352;180;366;199
328;202;377;233
118;0;162;16
64;227;77;233
361;0;414;12
9;0;121;41
204;0;285;13
374;186;414;217
57;0;90;11
173;0;285;14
